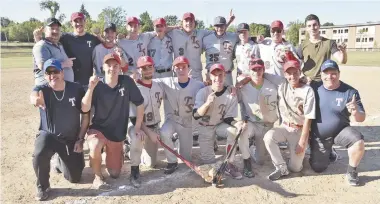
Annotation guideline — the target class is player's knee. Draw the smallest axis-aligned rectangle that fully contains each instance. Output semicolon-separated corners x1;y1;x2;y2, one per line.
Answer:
88;141;103;159
350;140;365;152
263;130;275;145
309;160;329;173
108;168;121;179
65;173;82;183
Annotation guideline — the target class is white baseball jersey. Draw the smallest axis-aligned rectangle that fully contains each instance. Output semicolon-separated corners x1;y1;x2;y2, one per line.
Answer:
238;79;278;123
92;44;129;77
129;80;164;126
278;82;316;125
157;77;204;128
203;32;238;71
194;86;238;126
118;32;156;72
147;35;174;70
234;40;260;74
167;29;212;79
259;39;297;77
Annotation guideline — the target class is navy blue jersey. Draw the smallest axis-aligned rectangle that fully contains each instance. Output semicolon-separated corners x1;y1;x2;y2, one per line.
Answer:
311;81;365;138
34;82;85;141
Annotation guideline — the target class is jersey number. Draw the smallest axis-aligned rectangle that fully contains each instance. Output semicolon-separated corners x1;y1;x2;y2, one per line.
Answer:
148;49;156;57
128;58;133;66
144;112;153;122
179;48;184;56
209;53;220;62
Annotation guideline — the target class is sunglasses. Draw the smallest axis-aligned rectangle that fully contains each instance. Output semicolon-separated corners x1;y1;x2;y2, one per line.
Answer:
45;70;60;75
251;67;264;72
271;29;282;34
249;60;264;66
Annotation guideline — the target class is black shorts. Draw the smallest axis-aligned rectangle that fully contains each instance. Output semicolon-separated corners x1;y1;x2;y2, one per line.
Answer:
309;126;363;173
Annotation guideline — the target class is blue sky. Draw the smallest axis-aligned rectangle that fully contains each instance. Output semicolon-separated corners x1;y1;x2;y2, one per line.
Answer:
1;0;379;27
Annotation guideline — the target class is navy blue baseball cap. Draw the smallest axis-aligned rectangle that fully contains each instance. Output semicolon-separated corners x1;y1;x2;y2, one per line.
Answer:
43;58;63;73
321;59;340;72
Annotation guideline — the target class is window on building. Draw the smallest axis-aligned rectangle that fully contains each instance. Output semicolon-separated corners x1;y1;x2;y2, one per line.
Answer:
301;31;305;35
344;39;348;43
344;29;348;33
338;30;341;34
356;38;360;42
322;30;326;34
333;30;337;34
362;38;368;42
369;37;374;42
337;39;340;43
365;28;368;32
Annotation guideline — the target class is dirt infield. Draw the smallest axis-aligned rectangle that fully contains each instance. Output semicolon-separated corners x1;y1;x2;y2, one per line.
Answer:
1;66;380;204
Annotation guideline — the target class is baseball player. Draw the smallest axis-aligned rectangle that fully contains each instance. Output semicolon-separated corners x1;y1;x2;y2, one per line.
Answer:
193;63;247;179
234;23;260;76
81;53;145;189
263;60;316;181
237;58;278;178
259;20;298;77
92;23;128;77
309;60;365;186
128;56;169;188
30;59;89;201
148;18;174;78
203;16;239;86
158;56;205;165
167;11;235;82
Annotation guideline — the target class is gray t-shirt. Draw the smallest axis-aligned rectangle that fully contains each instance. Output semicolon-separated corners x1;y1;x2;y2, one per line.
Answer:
90;75;144;142
34;82;85;141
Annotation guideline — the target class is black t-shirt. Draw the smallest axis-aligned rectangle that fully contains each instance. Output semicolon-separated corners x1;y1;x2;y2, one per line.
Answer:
60;33;101;85
311;81;365;139
34;82;85;141
90;75;144;142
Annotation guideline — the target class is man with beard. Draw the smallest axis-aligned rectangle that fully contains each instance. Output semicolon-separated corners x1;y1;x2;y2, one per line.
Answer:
148;18;174;78
234;23;260;76
297;14;347;83
203;16;239;86
92;23;129;77
263;60;316;181
193;63;246;179
259;20;299;77
167;11;235;83
309;60;365;186
237;58;278;178
33;18;75;85
30;59;89;200
82;53;145;189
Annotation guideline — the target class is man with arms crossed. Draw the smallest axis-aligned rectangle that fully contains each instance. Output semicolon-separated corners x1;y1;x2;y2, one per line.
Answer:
193;63;246;179
297;14;347;83
159;56;205;163
237;58;278;178
31;59;89;201
81;53;145;189
263;60;316;181
309;60;365;186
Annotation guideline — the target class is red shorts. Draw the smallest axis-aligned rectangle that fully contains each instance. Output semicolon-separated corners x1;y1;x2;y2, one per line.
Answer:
86;129;124;171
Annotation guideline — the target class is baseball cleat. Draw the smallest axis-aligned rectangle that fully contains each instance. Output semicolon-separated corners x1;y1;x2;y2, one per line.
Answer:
268;165;289;181
346;171;359;186
35;188;49;201
164;162;178;174
243;159;255;178
225;163;243;180
130;166;141;188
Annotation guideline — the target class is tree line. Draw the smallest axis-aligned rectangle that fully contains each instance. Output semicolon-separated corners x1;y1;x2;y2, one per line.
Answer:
0;1;336;46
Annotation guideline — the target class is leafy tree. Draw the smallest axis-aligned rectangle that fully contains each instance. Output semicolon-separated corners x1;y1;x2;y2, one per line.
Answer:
249;23;270;37
196;19;205;29
227;25;237;32
1;17;12;27
29;18;40;22
79;3;91;20
139;11;153;32
322;22;334;26
39;0;60;18
286;20;304;46
163;15;178;26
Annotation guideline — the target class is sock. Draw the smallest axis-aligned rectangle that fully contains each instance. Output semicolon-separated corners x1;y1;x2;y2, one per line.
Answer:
347;165;357;173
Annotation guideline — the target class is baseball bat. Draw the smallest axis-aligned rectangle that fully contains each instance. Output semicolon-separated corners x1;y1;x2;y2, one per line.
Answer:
157;139;204;178
212;118;248;186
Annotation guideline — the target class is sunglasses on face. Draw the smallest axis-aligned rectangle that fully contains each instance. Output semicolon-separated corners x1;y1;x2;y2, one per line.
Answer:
249;60;264;66
271;29;282;34
252;67;264;72
45;70;60;75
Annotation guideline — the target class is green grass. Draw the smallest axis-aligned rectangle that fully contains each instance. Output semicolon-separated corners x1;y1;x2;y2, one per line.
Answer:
344;51;380;66
1;56;33;69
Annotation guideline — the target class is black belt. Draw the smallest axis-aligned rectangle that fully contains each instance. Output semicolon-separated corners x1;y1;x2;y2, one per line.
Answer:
156;68;171;73
146;123;159;129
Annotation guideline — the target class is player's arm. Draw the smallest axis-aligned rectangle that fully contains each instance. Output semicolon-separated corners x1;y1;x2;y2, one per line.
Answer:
195;92;215;117
33;43;51;70
81;73;100;113
128;78;145;132
30;85;46;109
92;47;101;76
164;26;180;34
331;40;347;64
226;9;235;28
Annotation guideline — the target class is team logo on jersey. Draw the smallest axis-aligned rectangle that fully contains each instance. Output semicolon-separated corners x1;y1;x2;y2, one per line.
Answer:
184;96;193;113
155;92;161;105
191;36;200;48
69;97;76;106
223;41;233;53
119;87;125;96
87;41;92;48
218;104;226;115
336;98;343;106
137;43;146;55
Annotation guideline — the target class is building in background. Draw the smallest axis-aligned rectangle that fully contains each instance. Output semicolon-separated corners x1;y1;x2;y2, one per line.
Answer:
299;22;380;51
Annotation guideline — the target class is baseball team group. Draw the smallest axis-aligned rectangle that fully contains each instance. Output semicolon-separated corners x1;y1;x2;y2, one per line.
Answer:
29;9;366;201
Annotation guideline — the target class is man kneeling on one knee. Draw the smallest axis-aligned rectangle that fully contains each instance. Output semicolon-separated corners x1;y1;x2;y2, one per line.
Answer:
309;60;365;186
263;60;316;181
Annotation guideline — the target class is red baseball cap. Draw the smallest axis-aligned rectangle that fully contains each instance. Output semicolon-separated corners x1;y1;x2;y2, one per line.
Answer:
71;12;85;21
173;56;189;67
137;56;154;68
103;53;121;65
127;17;139;25
249;58;265;70
283;60;300;72
271;20;284;30
154;18;167;26
210;63;225;74
183;12;195;20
